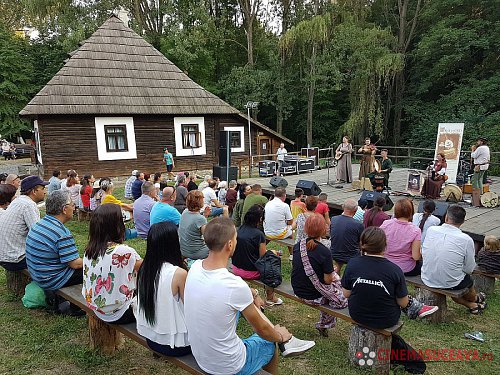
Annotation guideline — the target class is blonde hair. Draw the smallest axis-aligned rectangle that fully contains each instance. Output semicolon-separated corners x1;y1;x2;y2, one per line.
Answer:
484;235;500;252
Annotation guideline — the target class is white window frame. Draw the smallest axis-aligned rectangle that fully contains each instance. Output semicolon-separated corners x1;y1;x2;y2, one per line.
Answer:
34;120;43;164
95;117;137;161
224;126;245;153
174;117;206;157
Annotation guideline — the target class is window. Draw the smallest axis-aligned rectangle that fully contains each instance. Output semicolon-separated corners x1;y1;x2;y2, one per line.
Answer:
230;131;241;148
105;125;128;152
181;124;202;149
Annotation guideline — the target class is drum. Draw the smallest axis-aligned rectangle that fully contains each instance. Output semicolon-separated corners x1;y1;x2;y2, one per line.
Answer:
373;159;382;173
443;184;463;203
481;192;499;208
373;174;385;192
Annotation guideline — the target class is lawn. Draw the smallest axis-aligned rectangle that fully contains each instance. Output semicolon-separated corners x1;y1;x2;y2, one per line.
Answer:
0;186;499;374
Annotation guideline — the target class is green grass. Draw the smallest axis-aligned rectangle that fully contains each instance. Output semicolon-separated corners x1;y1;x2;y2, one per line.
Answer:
1;186;499;374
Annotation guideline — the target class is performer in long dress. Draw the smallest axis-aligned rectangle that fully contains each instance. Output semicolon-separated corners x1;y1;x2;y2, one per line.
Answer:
335;136;353;183
358;137;377;180
421;153;447;199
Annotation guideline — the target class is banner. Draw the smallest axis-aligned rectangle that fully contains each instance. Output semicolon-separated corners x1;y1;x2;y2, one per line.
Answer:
434;123;464;184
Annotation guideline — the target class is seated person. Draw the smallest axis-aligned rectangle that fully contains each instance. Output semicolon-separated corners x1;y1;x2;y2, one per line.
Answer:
292;214;347;337
203;180;229;217
380;199;421;276
179;191;210;260
0;183;17;214
263;187;293;240
25;190;84;315
290;188;306;219
101;180;133;212
184;217;315;375
150;187;182;226
421;205;486;314
315;193;331;227
187;175;198;192
136;222;191;356
174;176;189;213
293;196;321;244
225;180;238;215
421;153;447;199
133;181;157;239
131;172;145;200
232;183;251;227
412;200;440;244
477;235;500;274
83;204;142;323
363;196;389;228
232;205;281;306
242;184;268;221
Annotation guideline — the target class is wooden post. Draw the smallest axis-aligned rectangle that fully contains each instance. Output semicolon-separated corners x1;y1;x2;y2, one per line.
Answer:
348;325;391;375
88;315;124;354
471;274;495;295
415;288;447;323
6;270;30;297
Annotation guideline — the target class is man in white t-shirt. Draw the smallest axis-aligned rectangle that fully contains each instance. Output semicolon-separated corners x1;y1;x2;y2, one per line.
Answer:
264;187;293;240
275;143;287;176
184;217;314;375
202;180;228;217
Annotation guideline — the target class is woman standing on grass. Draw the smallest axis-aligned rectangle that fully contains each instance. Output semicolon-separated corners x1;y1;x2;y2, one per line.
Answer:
136;221;191;356
79;174;95;211
82;203;142;324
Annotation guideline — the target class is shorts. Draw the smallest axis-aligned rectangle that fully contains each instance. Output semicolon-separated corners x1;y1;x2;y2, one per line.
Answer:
236;334;276;375
166;164;173;172
210;207;224;217
232;265;261;280
447;274;474;290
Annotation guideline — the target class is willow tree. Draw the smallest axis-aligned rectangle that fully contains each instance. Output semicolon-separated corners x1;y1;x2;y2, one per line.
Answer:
335;22;403;143
280;12;335;146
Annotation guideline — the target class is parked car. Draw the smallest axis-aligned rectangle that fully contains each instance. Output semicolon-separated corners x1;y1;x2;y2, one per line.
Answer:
14;144;34;159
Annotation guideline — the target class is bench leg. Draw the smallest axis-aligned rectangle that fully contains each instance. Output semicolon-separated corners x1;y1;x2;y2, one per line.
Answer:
6;270;30;297
471;275;495;295
348;325;391;375
415;288;446;323
88;315;124;354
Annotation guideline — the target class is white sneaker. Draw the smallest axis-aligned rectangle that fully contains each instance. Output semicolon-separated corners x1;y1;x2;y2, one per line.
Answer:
265;298;283;307
281;336;315;357
289;255;293;261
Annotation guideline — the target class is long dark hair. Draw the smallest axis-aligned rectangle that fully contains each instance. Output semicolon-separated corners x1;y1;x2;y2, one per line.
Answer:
84;204;125;260
137;222;186;325
80;174;93;195
243;204;264;227
419;200;436;231
238;183;248;200
365;196;386;227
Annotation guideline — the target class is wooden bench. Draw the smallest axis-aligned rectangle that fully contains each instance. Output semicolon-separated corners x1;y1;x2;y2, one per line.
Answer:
56;284;271;375
265;237;295;257
405;275;469;323
472;268;500;294
246;278;402;375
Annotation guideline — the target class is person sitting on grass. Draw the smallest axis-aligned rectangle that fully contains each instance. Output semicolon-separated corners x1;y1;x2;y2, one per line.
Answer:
101;180;133;213
133;181;158;239
136;221;191;357
232;204;282;307
202;180;229;217
0;183;17;214
477;235;500;274
292;214;347;337
187;175;198;192
124;169;138;200
184;217;315;375
421;205;487;314
150;187;182;226
25;190;84;316
290;188;306;219
83;203;142;324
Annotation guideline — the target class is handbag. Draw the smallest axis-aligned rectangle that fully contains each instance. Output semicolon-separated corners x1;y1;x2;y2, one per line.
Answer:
255;250;282;288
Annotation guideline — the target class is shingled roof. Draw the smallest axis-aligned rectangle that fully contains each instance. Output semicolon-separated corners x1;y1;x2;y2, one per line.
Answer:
20;16;241;116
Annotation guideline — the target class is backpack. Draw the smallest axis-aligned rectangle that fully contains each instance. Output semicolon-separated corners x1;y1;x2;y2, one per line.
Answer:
254;250;282;288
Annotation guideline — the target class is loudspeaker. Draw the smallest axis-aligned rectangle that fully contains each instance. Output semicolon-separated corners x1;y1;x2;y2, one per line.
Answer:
296;180;321;196
359;191;394;211
270;176;288;188
417;200;449;224
213;165;238;181
219;131;230;167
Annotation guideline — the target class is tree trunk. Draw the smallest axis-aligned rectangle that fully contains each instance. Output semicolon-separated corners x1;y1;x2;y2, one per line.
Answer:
247;21;254;66
415;288;447;323
306;44;316;147
6;270;30;297
471;274;495;295
348;325;391;375
88;315;124;354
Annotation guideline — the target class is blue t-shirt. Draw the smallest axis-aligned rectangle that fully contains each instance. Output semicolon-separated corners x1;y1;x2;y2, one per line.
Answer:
132;179;143;200
26;215;80;290
150;202;181;226
164;152;173;165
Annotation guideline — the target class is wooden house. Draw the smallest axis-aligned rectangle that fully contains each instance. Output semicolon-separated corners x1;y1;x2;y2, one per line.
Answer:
20;16;292;179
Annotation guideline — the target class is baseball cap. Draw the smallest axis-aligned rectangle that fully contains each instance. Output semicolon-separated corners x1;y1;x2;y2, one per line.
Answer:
132;169;138;176
20;175;49;193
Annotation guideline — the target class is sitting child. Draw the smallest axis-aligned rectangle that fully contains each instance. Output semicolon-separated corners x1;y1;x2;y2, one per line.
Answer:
477;235;500;274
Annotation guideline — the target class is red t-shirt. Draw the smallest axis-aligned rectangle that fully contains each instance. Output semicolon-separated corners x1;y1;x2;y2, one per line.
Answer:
315;201;329;216
81;185;92;208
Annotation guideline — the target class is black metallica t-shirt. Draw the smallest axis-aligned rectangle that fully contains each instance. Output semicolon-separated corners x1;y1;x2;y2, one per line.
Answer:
341;255;407;329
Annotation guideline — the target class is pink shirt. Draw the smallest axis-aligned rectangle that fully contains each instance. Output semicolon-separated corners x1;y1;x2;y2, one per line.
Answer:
380;218;421;273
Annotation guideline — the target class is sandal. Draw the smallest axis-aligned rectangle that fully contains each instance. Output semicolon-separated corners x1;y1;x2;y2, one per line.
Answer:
469;302;487;315
475;292;486;304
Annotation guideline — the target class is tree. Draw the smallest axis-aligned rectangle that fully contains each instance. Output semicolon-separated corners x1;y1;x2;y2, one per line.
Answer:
238;0;263;66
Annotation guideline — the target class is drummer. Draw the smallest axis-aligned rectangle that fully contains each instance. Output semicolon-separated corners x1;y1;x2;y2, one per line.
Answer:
369;149;393;189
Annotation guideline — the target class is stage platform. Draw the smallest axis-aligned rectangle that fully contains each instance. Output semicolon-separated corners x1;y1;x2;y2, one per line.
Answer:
245;165;500;243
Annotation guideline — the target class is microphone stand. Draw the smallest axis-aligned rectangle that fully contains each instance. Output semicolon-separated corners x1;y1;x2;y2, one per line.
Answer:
319;143;336;186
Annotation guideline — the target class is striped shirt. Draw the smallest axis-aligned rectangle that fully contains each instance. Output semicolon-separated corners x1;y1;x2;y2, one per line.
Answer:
26;215;79;290
124;175;136;199
0;195;40;263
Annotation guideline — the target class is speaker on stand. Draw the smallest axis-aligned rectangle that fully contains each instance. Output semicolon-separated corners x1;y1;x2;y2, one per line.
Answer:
270;176;288;188
296;180;322;196
215;131;232;182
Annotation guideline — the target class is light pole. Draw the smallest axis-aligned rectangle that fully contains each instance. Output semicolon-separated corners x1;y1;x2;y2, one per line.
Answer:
245;101;259;177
